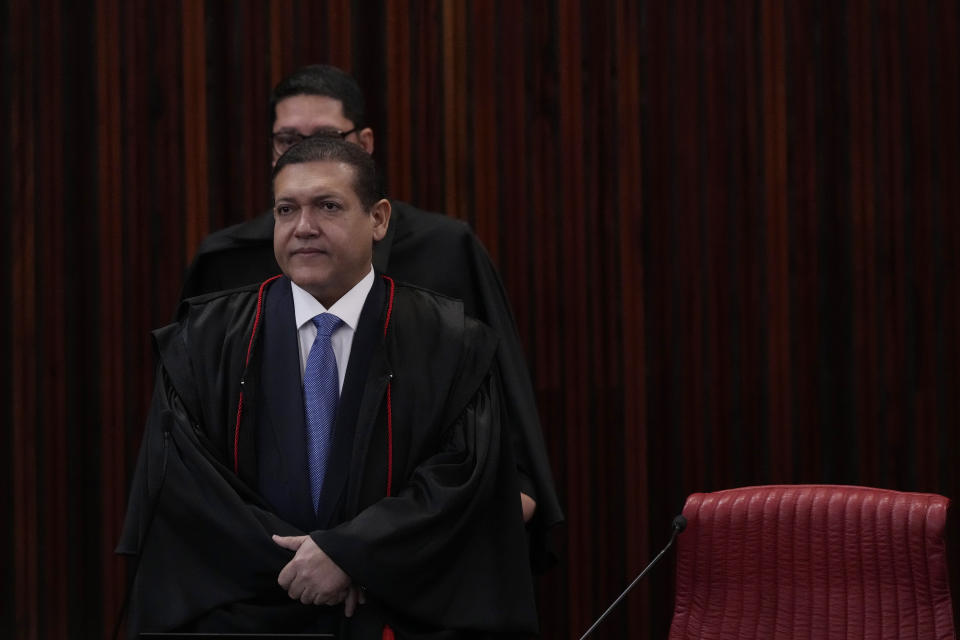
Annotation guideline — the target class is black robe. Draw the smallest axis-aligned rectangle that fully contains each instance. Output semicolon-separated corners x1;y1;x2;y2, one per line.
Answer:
118;275;538;638
180;202;563;567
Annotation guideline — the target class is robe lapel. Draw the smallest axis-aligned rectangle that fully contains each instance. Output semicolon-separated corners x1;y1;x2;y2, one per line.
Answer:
315;275;387;528
257;277;317;532
343;348;392;515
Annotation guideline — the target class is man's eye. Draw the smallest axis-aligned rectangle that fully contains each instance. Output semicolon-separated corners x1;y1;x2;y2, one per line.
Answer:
321;201;341;211
275;205;294;216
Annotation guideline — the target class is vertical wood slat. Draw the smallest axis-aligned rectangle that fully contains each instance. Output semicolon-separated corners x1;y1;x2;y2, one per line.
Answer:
441;1;468;220
155;1;189;316
202;0;229;235
903;0;936;490
497;0;530;340
36;0;68;635
737;0;765;480
409;0;444;215
934;0;960;512
326;0;352;70
243;2;270;219
556;0;591;633
761;0;791;481
292;2;316;65
523;3;567;636
721;0;752;485
470;0;497;258
582;6;617;631
0;0;16;631
869;0;890;482
815;3;855;484
849;0;877;484
528;0;561;395
11;0;38;635
183;0;209;259
934;5;960;602
95;0;124;632
785;0;821;478
873;1;906;485
673;0;703;494
526;17;565;635
385;0;412;202
615;0;649;634
700;0;723;491
269;0;294;88
123;0;153;449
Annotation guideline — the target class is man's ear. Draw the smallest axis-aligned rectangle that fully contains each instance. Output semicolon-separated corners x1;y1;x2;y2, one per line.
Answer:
357;127;375;154
370;199;391;242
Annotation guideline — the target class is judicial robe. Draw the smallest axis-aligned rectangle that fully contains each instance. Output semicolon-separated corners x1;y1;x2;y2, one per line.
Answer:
180;202;563;568
117;274;538;638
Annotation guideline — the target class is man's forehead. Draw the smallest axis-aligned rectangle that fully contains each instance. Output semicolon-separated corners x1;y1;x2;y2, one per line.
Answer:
274;94;350;130
273;161;357;198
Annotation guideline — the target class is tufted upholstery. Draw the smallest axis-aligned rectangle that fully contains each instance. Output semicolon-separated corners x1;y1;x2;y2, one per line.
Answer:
669;485;954;639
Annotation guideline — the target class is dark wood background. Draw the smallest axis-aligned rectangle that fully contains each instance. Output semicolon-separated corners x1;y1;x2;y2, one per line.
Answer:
3;1;959;638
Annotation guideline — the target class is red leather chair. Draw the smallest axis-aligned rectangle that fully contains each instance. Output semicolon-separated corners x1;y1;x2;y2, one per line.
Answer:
669;485;954;639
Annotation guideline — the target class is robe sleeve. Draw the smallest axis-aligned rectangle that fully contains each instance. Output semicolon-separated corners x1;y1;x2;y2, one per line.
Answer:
310;372;539;635
117;365;318;635
460;232;564;564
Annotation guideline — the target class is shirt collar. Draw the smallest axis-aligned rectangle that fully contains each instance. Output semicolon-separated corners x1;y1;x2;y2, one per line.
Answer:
290;267;375;332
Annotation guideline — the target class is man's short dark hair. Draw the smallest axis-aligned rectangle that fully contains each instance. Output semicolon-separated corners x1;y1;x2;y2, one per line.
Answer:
269;65;366;128
272;135;383;210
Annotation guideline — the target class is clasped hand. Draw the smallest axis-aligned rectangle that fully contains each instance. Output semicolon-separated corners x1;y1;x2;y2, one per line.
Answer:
273;534;365;615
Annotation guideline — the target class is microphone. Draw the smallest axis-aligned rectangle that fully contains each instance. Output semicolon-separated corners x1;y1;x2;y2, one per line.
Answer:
578;514;687;640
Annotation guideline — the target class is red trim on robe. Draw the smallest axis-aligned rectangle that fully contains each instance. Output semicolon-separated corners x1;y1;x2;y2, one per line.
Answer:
380;275;396;640
234;275;283;473
381;275;396;497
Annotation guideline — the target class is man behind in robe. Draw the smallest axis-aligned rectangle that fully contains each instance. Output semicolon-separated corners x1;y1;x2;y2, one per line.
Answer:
118;135;539;638
181;65;563;560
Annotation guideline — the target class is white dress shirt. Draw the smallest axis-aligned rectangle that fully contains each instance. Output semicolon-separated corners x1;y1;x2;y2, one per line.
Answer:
290;267;375;392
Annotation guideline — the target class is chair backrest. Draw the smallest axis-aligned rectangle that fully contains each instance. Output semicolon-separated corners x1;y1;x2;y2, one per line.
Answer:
669;484;954;640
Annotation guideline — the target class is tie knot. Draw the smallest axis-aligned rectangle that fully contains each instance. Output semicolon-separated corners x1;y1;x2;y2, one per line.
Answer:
312;313;342;337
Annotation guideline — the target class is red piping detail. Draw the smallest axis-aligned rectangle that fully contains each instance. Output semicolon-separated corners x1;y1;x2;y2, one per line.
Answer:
386;384;393;496
380;275;396;497
234;275;283;473
381;275;395;337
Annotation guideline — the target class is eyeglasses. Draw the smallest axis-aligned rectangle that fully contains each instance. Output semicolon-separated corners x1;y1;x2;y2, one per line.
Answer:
271;127;359;156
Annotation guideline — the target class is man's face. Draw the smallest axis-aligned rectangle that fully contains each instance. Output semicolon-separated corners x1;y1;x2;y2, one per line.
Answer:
273;160;389;307
272;95;374;165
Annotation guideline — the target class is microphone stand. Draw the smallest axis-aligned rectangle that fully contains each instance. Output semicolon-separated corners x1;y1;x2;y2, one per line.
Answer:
578;515;687;640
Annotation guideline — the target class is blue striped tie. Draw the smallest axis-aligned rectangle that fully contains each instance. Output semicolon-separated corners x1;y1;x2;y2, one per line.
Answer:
303;313;343;513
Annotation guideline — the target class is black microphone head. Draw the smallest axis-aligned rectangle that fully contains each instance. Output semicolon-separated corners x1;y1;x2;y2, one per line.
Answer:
672;514;688;533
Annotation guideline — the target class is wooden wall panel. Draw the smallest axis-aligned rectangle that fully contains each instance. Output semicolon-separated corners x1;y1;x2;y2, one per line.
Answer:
10;0;40;634
0;0;14;634
4;1;960;638
614;1;648;636
94;0;125;631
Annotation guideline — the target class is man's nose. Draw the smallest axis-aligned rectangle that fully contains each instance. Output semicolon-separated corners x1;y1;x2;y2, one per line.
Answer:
294;208;321;236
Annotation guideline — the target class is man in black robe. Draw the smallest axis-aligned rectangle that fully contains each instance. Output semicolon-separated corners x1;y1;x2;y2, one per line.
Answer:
119;136;538;638
180;66;562;560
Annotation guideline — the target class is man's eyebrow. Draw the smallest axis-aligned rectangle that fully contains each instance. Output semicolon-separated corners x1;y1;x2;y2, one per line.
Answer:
311;191;345;201
274;189;344;201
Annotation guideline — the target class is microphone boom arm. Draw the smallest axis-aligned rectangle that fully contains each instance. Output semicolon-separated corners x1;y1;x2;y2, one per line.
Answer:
578;515;687;640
